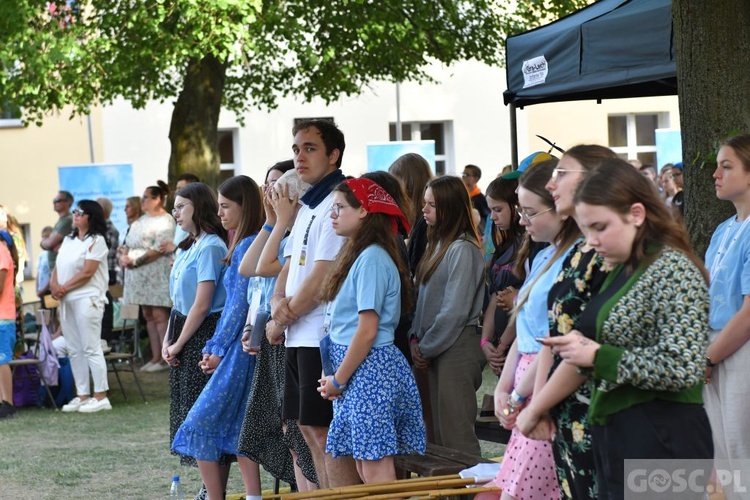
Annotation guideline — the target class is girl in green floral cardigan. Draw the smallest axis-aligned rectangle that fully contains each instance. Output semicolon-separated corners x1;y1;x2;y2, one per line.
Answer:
543;160;712;500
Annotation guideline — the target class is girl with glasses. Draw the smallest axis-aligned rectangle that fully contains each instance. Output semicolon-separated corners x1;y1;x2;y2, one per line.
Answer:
479;159;579;500
317;178;425;483
161;182;228;483
514;144;616;499
172;175;264;500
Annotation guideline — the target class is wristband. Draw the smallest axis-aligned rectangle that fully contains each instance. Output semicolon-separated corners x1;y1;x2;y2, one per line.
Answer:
262;223;274;232
331;375;346;390
510;389;526;404
503;389;527;416
409;336;419;344
480;338;491;348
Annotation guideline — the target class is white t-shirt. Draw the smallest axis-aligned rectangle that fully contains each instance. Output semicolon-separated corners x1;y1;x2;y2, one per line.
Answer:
284;192;345;347
55;234;109;301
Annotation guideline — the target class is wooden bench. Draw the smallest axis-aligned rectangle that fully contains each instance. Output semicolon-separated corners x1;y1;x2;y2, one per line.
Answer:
395;443;493;479
475;416;512;444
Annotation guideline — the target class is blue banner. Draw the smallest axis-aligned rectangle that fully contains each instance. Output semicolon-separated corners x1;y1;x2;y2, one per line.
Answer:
655;129;682;167
58;164;134;243
366;141;436;173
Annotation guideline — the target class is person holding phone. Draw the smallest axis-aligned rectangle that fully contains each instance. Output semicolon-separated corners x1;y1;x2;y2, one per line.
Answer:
542;160;711;499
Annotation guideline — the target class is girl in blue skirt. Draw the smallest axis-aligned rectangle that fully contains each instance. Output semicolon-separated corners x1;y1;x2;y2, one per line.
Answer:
317;178;426;483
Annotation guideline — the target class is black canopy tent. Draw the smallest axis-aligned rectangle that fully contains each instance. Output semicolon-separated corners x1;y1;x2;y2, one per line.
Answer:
503;0;676;165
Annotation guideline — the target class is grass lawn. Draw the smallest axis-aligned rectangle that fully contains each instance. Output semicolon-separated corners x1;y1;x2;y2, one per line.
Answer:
0;362;503;499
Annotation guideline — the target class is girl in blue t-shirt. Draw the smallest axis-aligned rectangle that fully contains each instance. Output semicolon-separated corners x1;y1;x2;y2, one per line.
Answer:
171;175;264;500
317;178;425;483
705;134;750;471
481;159;580;500
162;182;228;469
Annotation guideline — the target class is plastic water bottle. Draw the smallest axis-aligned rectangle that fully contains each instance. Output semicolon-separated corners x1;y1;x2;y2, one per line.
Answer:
169;475;185;500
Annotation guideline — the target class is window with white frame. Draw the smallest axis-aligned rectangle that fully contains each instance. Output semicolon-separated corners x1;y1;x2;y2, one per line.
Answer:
389;121;454;175
217;128;238;184
0;100;22;128
608;113;669;166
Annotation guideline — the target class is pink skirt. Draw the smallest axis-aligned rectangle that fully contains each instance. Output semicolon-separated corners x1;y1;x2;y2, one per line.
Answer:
490;353;560;500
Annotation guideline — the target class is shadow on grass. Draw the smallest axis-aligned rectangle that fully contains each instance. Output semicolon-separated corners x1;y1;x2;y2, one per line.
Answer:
0;367;279;499
2;363;502;499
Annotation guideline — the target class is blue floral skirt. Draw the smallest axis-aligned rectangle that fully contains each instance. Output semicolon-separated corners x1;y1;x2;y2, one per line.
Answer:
326;342;426;460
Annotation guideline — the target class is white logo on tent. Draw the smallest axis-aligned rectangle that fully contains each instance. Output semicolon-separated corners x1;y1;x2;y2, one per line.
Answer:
522;55;548;88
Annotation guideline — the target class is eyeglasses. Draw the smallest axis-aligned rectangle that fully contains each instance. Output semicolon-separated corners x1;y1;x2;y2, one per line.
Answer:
550;167;587;183
330;203;351;217
517;206;553;224
53;198;65;204
172;202;192;215
461;172;476;178
73;208;86;217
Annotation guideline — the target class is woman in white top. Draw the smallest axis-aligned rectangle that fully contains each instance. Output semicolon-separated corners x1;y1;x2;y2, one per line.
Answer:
51;200;111;413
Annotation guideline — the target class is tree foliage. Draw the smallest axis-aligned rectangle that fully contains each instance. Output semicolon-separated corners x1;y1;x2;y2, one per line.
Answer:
496;0;592;38
1;0;506;125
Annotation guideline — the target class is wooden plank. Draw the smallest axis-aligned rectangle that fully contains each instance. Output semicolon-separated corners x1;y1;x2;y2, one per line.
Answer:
394;443;491;478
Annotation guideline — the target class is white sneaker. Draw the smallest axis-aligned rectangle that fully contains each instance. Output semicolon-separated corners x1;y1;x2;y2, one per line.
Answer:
145;361;169;372
62;397;88;413
139;361;155;372
78;397;112;413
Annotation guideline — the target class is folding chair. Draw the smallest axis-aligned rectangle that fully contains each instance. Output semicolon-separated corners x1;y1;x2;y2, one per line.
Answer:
9;309;58;410
105;294;147;403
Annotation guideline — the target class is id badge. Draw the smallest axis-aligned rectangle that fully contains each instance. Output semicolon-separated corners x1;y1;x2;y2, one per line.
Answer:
299;245;307;266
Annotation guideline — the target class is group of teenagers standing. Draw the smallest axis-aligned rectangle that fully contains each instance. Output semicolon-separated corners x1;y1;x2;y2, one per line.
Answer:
156;120;750;500
473;135;750;500
164;118;493;500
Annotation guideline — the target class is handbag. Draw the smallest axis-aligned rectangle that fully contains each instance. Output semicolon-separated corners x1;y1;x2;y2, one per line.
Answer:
37;320;59;387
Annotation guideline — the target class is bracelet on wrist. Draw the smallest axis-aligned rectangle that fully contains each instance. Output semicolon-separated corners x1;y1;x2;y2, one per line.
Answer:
510;389;526;404
331;375;346;390
480;338;491;348
706;355;717;368
409;336;419;344
262;223;275;232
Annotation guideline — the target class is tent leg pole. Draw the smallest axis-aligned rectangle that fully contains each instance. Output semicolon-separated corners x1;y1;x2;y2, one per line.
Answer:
510;103;519;168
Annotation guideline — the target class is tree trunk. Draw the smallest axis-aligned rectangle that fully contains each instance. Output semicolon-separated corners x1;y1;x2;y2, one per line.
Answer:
674;0;750;256
168;55;227;190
